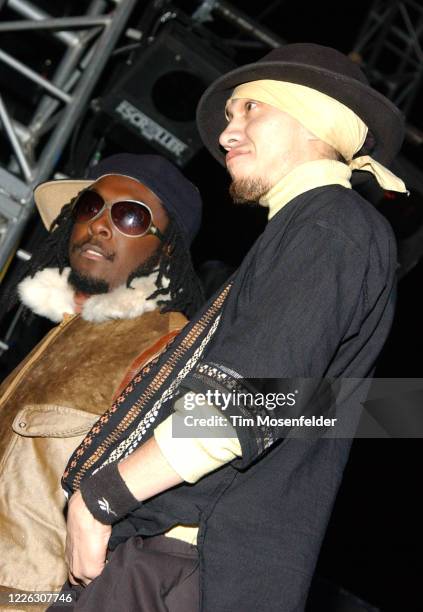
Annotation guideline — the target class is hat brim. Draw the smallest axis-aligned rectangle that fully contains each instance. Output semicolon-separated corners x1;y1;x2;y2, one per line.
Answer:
34;179;94;230
196;60;405;168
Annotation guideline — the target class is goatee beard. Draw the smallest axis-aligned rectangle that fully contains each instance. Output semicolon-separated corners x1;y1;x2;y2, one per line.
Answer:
68;250;162;296
229;177;271;204
68;269;109;295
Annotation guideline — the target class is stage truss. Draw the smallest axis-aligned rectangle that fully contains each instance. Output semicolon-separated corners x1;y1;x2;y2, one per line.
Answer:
0;0;137;275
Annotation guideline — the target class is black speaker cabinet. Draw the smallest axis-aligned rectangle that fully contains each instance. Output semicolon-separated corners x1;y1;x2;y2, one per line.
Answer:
98;22;236;166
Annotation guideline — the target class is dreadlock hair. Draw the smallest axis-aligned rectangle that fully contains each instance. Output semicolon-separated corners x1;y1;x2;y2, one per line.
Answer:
1;202;203;321
0;203;74;321
128;212;204;319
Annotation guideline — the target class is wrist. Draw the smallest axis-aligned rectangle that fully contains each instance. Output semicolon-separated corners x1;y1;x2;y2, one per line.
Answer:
79;461;140;525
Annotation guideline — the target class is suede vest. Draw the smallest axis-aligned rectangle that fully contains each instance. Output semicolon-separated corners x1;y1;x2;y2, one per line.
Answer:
0;309;186;593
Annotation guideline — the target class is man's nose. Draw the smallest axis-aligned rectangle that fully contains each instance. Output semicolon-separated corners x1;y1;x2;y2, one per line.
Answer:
88;209;113;239
219;120;243;150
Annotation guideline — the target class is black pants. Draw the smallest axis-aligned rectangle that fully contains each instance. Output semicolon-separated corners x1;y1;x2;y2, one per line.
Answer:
48;535;199;612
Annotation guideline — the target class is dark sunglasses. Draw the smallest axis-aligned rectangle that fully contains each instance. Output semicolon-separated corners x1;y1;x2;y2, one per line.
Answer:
71;189;163;239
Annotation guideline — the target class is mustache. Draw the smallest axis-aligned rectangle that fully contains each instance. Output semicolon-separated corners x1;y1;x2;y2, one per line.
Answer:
70;239;115;261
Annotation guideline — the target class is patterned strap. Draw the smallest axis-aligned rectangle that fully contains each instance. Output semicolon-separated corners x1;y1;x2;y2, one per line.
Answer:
62;283;232;493
112;329;183;403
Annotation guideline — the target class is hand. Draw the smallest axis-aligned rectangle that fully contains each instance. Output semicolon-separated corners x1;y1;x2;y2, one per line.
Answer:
65;490;111;586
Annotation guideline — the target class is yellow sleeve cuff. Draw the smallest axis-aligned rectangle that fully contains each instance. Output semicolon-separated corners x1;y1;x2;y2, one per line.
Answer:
154;397;242;483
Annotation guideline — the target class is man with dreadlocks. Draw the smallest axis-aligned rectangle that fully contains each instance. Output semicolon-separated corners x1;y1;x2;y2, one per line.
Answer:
0;153;203;601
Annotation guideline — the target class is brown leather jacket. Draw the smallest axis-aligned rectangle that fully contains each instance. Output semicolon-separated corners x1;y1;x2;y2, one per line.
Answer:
0;307;186;595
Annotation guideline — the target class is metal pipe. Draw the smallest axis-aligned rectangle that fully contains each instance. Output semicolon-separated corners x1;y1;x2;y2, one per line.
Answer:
0;49;72;104
16;249;32;261
0;119;31;146
7;0;79;46
213;0;284;48
8;0;106;136
28;29;97;136
0;96;32;182
28;45;85;136
13;121;31;145
0;15;111;33
0;303;25;357
31;110;63;140
30;32;101;138
86;0;109;17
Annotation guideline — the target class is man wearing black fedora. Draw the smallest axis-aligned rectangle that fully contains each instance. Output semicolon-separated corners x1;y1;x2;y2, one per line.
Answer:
61;44;406;611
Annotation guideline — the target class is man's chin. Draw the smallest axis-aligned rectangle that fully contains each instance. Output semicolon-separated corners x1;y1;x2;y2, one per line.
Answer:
229;177;271;205
68;268;110;295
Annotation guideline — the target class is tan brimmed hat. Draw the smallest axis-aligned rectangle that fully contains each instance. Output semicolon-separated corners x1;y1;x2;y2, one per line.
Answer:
33;154;202;244
34;179;93;231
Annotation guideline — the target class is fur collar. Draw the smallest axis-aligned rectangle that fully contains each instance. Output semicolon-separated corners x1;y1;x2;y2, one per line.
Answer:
18;267;167;323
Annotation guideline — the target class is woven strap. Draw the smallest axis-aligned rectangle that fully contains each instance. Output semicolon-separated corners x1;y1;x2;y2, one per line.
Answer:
112;328;182;403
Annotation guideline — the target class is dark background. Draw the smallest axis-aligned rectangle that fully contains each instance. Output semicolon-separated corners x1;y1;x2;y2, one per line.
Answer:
1;1;422;610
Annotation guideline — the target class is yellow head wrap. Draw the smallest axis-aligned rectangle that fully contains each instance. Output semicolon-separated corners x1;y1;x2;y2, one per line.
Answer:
229;80;407;193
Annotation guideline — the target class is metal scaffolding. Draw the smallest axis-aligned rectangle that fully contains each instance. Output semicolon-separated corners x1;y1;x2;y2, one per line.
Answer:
0;0;137;274
353;0;423;116
192;0;284;48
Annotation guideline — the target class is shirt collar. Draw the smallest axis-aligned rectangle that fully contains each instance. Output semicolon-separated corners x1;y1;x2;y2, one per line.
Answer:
260;159;352;220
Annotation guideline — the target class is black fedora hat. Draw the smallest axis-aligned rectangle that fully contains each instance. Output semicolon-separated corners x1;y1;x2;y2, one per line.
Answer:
196;43;404;168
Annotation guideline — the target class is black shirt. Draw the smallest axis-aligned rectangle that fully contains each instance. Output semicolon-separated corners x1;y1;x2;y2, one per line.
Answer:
111;185;397;612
